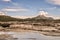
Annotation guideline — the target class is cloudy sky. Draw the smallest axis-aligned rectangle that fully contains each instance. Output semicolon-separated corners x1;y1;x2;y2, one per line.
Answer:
0;0;60;17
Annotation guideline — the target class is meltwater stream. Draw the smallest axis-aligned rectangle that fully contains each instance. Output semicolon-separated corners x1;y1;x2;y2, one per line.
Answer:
0;32;60;40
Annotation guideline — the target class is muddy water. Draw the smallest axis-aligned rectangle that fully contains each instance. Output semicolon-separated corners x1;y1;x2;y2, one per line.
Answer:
0;32;60;40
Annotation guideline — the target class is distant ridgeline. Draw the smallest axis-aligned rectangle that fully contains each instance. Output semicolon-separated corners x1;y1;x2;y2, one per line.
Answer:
0;15;60;23
0;15;23;22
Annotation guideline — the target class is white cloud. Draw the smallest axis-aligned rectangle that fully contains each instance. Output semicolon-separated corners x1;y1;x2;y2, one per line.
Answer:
12;2;19;6
0;11;6;15
46;0;60;5
38;11;60;19
40;7;56;11
48;16;60;19
2;8;29;12
2;0;19;6
47;7;56;10
38;11;48;16
11;16;36;19
53;16;60;19
2;0;11;2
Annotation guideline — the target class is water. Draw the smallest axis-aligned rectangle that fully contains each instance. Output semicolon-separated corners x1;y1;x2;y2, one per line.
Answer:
0;32;60;40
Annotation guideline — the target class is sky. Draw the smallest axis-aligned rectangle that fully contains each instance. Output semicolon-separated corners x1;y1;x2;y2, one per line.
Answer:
0;0;60;18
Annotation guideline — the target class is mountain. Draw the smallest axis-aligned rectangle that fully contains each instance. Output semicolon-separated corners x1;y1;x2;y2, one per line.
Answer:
30;15;54;20
0;14;53;22
0;15;23;22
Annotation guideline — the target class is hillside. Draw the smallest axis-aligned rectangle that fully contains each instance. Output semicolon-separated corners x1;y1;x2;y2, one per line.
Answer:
23;15;54;23
0;15;60;23
0;15;23;22
31;15;53;20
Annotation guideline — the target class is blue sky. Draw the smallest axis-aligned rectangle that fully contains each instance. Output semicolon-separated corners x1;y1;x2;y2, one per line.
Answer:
0;0;60;17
